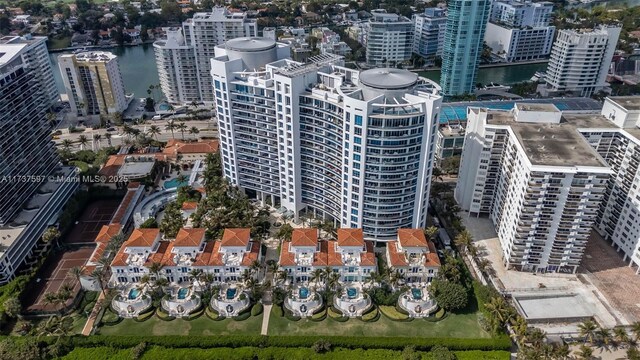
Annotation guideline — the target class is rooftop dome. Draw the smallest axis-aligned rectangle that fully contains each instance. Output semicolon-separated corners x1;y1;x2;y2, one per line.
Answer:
359;68;418;90
225;37;276;52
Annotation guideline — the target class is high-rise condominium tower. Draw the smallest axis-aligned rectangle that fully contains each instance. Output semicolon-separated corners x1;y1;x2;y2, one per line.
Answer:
154;7;257;105
59;51;128;118
211;38;443;240
440;0;491;96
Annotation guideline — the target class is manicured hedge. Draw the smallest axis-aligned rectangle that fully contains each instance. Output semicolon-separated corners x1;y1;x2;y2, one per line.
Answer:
100;309;121;326
251;303;263;317
84;291;98;303
205;307;224;321
310;308;327;322
360;307;379;322
186;306;205;321
327;306;348;322
68;335;512;352
155;308;175;321
233;311;251;321
271;305;284;317
379;306;410;321
283;307;301;322
135;309;155;322
61;346;510;360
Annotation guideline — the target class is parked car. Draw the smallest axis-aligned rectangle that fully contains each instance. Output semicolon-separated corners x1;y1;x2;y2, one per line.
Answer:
106;127;116;132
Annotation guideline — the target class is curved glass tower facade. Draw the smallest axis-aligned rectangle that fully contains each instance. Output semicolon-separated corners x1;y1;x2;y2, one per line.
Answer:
211;38;442;240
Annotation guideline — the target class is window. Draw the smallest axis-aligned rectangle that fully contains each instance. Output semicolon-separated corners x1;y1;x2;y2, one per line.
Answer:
355;115;362;126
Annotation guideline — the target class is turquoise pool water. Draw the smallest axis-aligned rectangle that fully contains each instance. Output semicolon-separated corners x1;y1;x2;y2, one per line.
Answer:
411;288;423;300
158;103;171;111
299;287;309;299
226;288;237;300
128;288;140;300
163;178;188;189
347;287;357;299
177;288;189;300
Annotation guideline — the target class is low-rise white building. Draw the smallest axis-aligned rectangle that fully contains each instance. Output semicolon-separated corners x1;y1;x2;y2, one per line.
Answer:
278;228;377;283
111;228;261;284
412;8;447;59
386;229;440;283
365;10;413;66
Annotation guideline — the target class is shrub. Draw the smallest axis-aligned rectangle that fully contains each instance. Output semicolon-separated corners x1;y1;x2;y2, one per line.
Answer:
84;291;98;302
186;306;205;321
312;339;332;354
83;301;95;314
431;280;468;312
100;309;121;325
284;307;301;321
272;305;284;317
155;308;175;321
431;345;457;360
361;307;379;322
367;286;402;306
233;311;251;321
67;335;511;352
139;218;158;228
135;309;155;322
311;308;327;322
378;306;410;321
205;307;223;321
130;342;147;360
239;293;247;301
251;303;263;317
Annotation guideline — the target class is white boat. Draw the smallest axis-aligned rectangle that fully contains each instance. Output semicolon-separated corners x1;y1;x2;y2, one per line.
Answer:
530;71;545;82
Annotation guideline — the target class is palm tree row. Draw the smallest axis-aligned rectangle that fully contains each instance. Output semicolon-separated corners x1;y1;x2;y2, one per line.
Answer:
577;319;640;355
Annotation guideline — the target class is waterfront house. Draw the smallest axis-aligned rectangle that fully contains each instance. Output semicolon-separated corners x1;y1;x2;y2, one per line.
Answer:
386;229;441;283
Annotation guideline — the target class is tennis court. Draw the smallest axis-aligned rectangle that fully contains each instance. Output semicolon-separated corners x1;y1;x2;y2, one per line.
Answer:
24;247;94;313
63;199;121;244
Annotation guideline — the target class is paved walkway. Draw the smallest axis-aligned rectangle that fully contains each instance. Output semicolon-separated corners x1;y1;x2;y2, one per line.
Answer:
261;304;272;335
81;291;106;336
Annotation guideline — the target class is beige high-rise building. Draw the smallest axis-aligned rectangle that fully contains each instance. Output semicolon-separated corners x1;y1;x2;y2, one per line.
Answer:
59;51;128;118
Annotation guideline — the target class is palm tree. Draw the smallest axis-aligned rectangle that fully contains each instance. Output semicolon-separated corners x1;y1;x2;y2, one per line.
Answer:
42;227;61;249
92;133;102;151
105;133;112;147
148;262;164;279
77;135;88;151
486;296;514;332
165;120;176;139
189;269;203;282
389;269;405;288
67;266;85;284
3;297;22;319
176;174;188;185
189;126;200;139
632;322;640;341
276;223;293;241
240;269;253;284
42;292;57;311
147;125;161;140
578;319;598;344
424;226;439;242
597;327;613;351
274;269;288;286
510;316;528;346
453;230;473;255
613;327;630;348
90;267;107;295
61;139;73;150
190;100;199;109
575;344;593;360
553;344;571;360
201;272;215;290
177;122;188;140
310;268;325;288
326;270;341;292
249;260;262;276
47;112;57;128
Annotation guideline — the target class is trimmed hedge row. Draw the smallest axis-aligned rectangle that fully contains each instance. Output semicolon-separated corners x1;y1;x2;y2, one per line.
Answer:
327;306;348;322
271;305;284;317
310;308;327;322
251;303;263;317
360;307;379;322
205;307;224;321
378;306;411;322
186;306;205;321
100;309;122;326
233;311;251;321
156;308;176;321
68;335;512;352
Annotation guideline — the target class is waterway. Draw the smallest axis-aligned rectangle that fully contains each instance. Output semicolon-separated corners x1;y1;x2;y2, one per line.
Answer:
49;44;160;100
419;62;548;86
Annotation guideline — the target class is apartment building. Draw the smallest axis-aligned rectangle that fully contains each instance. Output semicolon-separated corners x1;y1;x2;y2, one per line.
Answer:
154;7;257;105
0;35;58;106
278;228;376;283
412;8;447;59
59;51;128;118
111;228;261;284
365;10;413;66
440;0;491;95
455;104;611;273
542;25;621;97
484;0;555;62
153;28;200;104
583;97;640;272
211;37;442;240
386;229;440;283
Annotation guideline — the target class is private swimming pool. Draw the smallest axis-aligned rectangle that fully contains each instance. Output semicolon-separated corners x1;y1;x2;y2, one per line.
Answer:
128;288;140;300
347;287;357;299
411;288;423;300
163;178;188;189
177;288;189;300
226;288;237;300
299;287;309;299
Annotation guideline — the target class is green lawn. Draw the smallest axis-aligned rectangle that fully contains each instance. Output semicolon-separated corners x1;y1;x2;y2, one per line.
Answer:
268;310;490;338
47;36;71;50
98;315;263;336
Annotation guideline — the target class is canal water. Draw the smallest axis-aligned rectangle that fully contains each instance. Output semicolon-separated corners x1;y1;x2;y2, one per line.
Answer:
49;44;160;100
419;62;548;86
